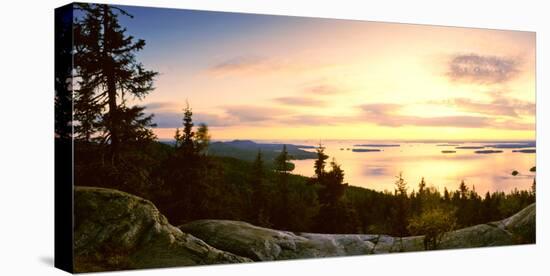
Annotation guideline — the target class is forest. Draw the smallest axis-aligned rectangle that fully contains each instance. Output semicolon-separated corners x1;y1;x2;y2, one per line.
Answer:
57;3;535;250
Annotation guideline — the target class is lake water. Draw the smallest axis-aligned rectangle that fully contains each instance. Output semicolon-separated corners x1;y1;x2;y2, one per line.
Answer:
262;140;535;194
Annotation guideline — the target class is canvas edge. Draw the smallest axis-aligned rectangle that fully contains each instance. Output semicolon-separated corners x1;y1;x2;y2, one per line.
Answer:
54;2;76;273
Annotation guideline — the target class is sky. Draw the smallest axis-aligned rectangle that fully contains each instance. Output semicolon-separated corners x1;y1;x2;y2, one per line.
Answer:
116;5;536;141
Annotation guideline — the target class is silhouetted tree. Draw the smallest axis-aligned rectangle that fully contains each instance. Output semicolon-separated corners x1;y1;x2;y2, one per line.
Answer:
392;172;409;237
318;159;348;205
177;104;195;154
314;143;329;180
74;3;158;163
249;150;270;226
412;177;428;215
273;145;292;228
195;123;211;154
418;177;426;195
159;105;215;224
459;180;468;200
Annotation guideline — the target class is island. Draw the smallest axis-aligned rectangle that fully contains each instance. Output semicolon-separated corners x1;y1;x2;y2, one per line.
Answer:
474;150;504;154
354;144;400;147
512;149;536;153
352;148;382;152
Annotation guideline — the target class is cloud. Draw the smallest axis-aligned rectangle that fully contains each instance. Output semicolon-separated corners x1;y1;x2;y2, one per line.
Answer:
206;55;327;76
207;56;267;75
274;97;326;107
358;103;533;130
144;102;179;111
304;84;343;95
437;97;535;117
447;54;520;84
152;111;233;128
224;105;287;123
282;114;350;125
145;102;236;127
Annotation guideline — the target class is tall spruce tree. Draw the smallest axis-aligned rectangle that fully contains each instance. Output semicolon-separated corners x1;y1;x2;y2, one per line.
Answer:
314;143;329;180
392;172;409;237
273;145;292;228
179;104;195;155
73;3;158;162
162;104;213;224
250;150;269;226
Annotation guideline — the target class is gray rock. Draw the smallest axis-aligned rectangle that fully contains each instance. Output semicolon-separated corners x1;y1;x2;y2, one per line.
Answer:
74;186;251;272
500;203;536;243
179;220;377;261
74;186;535;271
180;203;535;257
438;224;513;249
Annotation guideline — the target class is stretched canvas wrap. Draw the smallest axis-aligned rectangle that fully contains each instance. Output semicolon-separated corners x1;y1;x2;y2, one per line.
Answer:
55;2;536;273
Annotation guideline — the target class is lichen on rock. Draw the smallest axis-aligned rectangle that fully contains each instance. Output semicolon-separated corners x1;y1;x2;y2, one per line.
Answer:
74;186;251;272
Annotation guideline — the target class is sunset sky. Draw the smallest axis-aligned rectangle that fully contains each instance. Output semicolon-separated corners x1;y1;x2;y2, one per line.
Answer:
119;5;536;141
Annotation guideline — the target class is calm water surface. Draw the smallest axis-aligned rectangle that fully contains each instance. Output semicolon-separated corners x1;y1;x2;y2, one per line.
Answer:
262;140;535;194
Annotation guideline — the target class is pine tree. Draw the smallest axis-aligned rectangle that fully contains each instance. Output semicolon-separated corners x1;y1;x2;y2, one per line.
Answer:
418;177;426;195
178;104;195;155
395;172;408;197
195;123;211;155
273;145;292;229
443;187;450;202
459;180;468;200
531;178;536;197
250;150;269;226
174;128;182;149
165;106;211;224
74;3;158;162
314;143;329;180
320;159;347;205
392;172;409;237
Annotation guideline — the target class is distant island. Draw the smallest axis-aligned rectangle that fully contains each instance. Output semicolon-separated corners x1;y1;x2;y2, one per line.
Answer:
352;148;382;152
441;150;456;154
474;150;503;154
513;149;536;153
456;146;485;149
436;144;460;147
354;144;400;147
485;142;536;149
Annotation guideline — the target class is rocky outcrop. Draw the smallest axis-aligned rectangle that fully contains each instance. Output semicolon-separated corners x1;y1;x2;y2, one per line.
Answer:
180;204;535;259
74;186;535;271
179;220;380;261
74;187;251;272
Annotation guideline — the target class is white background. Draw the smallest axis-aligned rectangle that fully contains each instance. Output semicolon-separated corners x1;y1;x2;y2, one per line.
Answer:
0;0;548;275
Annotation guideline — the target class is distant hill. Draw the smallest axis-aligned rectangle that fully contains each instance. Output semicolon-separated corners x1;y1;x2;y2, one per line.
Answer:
207;140;317;165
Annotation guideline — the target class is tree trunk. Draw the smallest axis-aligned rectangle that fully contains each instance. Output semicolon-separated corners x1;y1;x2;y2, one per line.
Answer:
102;4;119;164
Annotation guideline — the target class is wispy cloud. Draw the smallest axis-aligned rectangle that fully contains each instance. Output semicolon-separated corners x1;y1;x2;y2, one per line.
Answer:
145;102;179;112
436;97;535;117
282;114;350;125
447;53;521;84
224;105;287;123
358;103;533;130
207;56;267;75
274;97;326;107
304;84;344;95
206;55;328;76
152;111;234;128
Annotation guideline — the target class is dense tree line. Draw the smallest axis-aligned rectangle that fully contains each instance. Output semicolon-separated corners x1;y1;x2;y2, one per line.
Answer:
71;4;535;243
